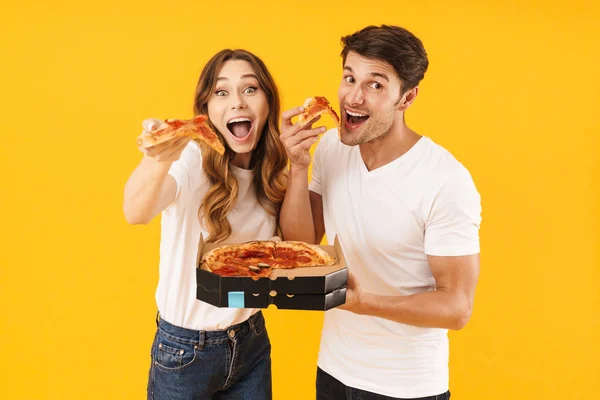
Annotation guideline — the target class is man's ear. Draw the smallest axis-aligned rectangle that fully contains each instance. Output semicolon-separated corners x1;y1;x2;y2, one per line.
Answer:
397;86;419;112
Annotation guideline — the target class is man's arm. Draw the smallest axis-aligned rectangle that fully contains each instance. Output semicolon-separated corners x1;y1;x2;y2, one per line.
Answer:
309;191;326;244
280;165;316;243
279;106;327;244
340;254;480;330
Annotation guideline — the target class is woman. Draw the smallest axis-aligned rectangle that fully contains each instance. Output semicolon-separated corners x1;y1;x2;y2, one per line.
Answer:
123;49;288;400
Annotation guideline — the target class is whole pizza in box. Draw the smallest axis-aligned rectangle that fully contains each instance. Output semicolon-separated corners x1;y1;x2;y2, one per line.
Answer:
199;239;336;279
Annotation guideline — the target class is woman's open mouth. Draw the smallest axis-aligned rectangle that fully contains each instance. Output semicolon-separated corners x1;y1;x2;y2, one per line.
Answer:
226;117;254;142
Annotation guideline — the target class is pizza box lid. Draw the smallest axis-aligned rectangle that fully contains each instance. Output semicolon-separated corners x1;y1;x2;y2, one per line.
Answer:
195;234;348;296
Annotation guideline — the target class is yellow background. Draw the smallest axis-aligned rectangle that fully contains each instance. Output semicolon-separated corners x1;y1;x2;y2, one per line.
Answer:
1;0;598;399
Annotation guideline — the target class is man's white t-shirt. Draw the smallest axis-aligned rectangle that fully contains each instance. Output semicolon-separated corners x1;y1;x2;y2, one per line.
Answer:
309;129;482;398
155;141;277;331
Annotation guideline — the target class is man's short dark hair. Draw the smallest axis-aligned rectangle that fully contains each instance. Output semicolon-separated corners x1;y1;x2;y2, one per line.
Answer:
341;25;429;93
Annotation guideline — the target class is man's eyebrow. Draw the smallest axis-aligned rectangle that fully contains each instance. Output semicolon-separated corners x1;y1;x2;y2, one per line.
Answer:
343;66;389;82
370;72;389;82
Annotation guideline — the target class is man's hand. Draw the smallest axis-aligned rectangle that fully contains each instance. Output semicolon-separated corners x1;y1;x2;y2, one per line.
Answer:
280;106;326;169
337;270;365;314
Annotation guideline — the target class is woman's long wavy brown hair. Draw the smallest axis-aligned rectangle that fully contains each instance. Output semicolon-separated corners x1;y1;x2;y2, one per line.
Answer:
193;49;288;243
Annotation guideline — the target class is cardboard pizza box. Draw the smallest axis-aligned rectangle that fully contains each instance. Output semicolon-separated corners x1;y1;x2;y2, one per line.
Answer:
195;235;347;310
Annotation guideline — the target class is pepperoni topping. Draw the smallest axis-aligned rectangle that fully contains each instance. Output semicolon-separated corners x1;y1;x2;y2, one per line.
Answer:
314;96;330;109
223;258;248;267
192;115;208;124
274;259;297;268
213;265;250;277
273;249;296;259
307;97;340;125
199;124;216;140
164;119;186;129
239;250;270;259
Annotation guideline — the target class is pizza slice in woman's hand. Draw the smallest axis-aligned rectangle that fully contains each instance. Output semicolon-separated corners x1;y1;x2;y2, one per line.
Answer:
137;115;225;155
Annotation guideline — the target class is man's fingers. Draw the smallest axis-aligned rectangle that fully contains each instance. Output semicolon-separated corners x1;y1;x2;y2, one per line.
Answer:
281;106;305;128
291;135;320;154
284;126;326;151
282;116;325;142
269;236;282;243
296;126;326;144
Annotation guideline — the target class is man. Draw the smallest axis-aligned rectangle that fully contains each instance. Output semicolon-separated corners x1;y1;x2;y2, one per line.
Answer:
279;25;482;399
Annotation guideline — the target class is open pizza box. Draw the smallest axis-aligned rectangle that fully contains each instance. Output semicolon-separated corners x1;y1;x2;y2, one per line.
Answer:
195;235;347;311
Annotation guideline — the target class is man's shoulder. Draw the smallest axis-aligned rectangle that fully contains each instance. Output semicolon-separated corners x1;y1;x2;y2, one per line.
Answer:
427;139;475;202
421;137;471;173
417;137;477;192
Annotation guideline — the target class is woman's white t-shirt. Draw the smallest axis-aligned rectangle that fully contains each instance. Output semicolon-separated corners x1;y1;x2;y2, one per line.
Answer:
155;142;277;331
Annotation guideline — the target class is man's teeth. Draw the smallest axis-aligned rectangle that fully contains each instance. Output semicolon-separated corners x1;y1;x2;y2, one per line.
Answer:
228;117;252;123
346;110;368;117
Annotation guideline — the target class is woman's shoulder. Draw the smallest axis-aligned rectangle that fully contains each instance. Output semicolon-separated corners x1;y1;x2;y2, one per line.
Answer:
169;140;210;195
